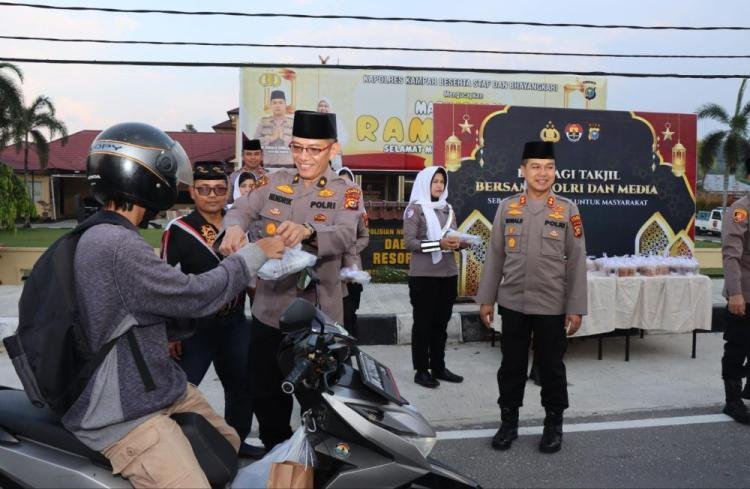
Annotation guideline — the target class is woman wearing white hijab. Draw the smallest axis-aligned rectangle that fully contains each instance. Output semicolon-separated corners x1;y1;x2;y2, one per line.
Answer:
403;166;464;388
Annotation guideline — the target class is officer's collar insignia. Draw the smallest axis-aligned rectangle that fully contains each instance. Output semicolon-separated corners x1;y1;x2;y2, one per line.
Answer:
313;213;327;223
519;195;527;206
265;222;277;236
734;208;748;223
200;224;218;246
319;188;335;198
547;195;556;208
276;184;294;195
317;177;327;188
292;174;300;184
269;207;281;216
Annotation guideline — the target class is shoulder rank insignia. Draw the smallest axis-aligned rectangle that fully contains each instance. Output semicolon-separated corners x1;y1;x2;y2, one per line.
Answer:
275;184;294;195
319;188;335;198
547;195;556;208
256;175;269;188
570;214;583;238
344;187;361;210
734;208;748;223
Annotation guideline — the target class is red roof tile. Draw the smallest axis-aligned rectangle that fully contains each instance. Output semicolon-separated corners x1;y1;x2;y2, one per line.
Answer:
0;130;237;172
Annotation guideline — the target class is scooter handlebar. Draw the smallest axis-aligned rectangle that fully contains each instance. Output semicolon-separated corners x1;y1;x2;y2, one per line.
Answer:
281;357;313;394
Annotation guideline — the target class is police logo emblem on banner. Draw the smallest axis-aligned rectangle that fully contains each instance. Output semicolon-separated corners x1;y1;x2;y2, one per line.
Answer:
540;121;560;143
734;208;748;223
565;123;583;143
588;123;600;141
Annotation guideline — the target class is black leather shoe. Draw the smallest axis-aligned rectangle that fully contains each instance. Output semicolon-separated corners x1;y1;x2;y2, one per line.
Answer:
432;368;464;383
414;370;440;388
539;411;563;453
238;441;266;459
491;407;519;451
723;400;750;424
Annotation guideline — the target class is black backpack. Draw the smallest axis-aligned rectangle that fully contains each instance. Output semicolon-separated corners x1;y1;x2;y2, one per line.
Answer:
3;211;154;415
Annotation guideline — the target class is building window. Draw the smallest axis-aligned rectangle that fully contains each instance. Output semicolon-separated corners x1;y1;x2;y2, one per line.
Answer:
25;181;43;202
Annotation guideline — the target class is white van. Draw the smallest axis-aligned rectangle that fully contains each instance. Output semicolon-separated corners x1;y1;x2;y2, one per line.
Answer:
708;208;723;235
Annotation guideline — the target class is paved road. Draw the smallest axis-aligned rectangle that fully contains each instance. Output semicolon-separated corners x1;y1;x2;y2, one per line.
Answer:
431;408;750;488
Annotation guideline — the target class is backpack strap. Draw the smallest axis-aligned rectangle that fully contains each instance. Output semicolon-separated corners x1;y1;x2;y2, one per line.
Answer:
125;329;156;392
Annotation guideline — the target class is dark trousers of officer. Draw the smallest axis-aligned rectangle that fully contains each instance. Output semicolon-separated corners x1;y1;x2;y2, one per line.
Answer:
408;275;458;372
497;306;569;411
248;317;293;451
722;308;750;380
178;307;254;440
343;282;363;332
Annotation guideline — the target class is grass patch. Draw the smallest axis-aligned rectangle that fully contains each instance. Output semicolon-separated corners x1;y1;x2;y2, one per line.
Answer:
695;240;721;248
0;228;164;248
700;267;724;278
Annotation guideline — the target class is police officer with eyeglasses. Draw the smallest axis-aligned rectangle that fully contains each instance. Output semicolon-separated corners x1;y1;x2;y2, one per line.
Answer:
220;110;364;452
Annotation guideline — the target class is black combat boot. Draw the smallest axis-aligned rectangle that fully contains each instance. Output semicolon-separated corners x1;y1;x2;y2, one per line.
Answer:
491;407;519;451
723;379;750;424
539;410;563;453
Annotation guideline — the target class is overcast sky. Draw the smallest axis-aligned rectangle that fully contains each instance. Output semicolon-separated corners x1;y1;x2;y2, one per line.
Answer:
1;0;748;139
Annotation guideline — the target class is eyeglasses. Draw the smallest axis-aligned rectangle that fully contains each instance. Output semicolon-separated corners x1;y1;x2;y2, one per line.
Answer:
288;142;333;156
194;185;228;196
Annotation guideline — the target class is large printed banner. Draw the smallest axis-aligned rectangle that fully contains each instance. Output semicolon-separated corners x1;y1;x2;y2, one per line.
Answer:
432;104;697;296
239;67;607;169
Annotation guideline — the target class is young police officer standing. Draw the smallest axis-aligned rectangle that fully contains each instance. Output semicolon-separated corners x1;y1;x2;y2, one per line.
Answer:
476;141;588;453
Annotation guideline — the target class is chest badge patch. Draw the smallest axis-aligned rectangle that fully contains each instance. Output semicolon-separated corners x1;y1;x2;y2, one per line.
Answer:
507;226;515;234
319;188;335;198
734;208;748;223
265;222;277;236
549;230;560;238
507;237;517;249
200;224;217;246
508;209;524;216
314;213;327;223
548;212;565;220
275;184;294;195
269;207;281;216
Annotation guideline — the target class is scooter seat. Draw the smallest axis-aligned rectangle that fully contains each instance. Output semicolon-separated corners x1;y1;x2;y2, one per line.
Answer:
0;387;110;467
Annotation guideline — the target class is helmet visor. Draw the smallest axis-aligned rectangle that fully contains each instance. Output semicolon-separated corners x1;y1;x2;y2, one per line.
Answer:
172;141;193;187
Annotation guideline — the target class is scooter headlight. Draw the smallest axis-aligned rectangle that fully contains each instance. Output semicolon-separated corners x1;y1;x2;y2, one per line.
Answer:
404;435;437;457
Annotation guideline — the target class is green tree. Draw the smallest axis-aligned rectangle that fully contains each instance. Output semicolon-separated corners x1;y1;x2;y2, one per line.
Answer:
0;62;24;147
9;95;68;227
182;123;197;133
0;162;36;231
697;78;750;209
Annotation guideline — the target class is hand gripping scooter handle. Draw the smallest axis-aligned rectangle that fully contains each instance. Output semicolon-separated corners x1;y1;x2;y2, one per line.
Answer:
281;357;313;394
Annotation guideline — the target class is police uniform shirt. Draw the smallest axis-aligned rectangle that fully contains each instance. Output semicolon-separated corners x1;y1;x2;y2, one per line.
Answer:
223;167;363;327
161;210;244;315
722;195;750;303
403;203;458;277
476;192;588;315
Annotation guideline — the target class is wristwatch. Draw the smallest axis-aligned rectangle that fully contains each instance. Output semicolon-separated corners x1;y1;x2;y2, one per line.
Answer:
303;222;317;242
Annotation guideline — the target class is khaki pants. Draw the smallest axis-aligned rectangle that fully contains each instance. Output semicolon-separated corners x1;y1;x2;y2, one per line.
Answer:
102;384;240;489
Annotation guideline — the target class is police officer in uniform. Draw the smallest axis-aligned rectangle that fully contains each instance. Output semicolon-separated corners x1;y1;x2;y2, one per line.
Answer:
720;195;750;424
253;90;294;168
220;110;362;451
476;141;587;453
229;136;268;204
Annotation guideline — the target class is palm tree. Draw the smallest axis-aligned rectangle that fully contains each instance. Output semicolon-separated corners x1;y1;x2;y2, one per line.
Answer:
10;95;68;227
0;62;23;147
697;79;750;209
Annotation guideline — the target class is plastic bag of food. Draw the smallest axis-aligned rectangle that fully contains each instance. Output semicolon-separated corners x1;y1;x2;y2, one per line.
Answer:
257;245;317;280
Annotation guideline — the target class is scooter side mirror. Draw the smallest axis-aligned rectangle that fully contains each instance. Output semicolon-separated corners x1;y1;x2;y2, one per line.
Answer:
279;298;317;333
